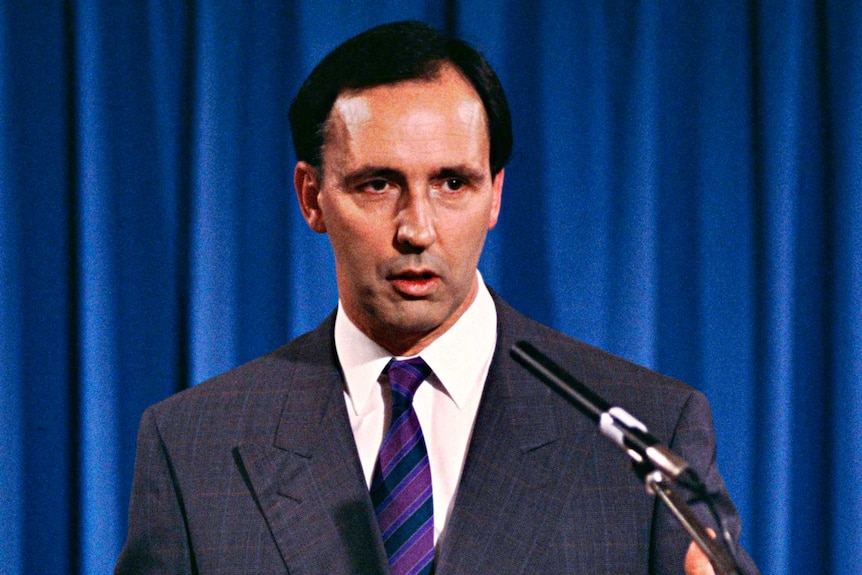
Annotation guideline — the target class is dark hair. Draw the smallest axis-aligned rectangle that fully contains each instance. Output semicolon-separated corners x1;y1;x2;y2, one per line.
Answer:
288;20;512;176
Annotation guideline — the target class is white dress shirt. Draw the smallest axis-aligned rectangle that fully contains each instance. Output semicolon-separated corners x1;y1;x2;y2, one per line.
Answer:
334;272;497;547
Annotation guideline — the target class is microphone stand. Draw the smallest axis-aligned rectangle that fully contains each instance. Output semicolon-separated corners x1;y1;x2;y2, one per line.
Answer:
643;470;740;575
510;341;743;575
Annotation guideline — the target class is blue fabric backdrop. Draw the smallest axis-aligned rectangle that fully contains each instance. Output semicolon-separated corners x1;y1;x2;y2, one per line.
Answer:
1;2;859;574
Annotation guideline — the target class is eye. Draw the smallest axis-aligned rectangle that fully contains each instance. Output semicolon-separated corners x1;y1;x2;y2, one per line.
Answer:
359;179;392;194
442;178;465;192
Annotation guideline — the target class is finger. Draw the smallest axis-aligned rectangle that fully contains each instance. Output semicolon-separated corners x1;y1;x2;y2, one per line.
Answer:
684;528;717;575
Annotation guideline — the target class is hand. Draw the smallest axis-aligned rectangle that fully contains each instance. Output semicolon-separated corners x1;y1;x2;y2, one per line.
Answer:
684;529;716;575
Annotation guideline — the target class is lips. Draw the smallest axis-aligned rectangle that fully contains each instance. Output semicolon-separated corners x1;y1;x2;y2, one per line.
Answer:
388;269;440;298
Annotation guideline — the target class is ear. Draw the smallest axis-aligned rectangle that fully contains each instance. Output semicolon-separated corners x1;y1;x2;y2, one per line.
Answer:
487;168;504;230
294;161;327;233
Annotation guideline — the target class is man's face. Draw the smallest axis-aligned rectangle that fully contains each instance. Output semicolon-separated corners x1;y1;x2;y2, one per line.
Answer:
295;65;503;355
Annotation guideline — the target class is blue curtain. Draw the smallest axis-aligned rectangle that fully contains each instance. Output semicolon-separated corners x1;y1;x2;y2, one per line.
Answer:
1;2;859;574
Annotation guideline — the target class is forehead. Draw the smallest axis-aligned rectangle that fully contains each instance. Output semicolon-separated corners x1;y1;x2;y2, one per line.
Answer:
322;66;490;170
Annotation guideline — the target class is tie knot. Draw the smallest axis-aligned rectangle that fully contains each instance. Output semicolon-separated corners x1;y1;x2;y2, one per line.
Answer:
385;357;431;400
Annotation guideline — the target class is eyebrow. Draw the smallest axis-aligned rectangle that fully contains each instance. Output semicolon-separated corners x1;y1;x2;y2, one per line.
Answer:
343;166;404;186
433;165;487;184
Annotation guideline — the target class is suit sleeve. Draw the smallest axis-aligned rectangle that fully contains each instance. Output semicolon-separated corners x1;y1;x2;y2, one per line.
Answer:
648;389;760;575
114;407;194;575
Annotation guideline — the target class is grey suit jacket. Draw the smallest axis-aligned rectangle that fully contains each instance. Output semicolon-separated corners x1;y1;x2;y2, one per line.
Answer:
115;295;758;574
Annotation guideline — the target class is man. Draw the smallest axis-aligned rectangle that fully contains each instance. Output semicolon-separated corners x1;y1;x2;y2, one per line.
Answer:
116;21;758;575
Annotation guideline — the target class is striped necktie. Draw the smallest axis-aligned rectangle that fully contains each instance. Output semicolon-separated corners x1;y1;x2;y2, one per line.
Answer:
370;357;434;575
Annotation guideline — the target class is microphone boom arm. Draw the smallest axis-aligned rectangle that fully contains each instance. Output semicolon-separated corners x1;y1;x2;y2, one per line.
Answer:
510;340;743;575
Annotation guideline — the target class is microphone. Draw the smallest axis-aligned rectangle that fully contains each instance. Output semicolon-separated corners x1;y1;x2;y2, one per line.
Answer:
510;340;705;492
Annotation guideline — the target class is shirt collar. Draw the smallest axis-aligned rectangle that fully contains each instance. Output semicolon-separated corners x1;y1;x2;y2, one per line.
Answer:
335;272;498;416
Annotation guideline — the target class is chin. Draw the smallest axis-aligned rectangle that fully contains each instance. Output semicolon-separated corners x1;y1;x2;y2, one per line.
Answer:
380;305;447;337
389;316;444;338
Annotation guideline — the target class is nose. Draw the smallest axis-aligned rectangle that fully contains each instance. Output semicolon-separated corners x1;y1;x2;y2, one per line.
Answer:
395;192;437;251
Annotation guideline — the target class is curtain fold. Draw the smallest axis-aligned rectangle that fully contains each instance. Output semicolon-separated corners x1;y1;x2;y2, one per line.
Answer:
825;3;862;573
1;2;859;573
1;3;75;573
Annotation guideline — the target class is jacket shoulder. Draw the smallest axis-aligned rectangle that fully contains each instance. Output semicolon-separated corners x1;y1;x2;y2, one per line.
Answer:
144;313;337;434
492;294;701;432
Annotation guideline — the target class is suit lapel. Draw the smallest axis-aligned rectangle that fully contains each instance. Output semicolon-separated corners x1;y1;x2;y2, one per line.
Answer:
434;298;599;575
235;322;388;574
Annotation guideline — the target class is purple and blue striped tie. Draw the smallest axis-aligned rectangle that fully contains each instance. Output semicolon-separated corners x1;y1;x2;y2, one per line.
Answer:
370;357;434;575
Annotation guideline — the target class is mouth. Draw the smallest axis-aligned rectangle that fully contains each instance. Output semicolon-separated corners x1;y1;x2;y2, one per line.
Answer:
388;269;441;298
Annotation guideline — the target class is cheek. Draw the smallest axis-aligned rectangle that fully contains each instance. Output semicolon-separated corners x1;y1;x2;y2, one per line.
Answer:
446;215;490;261
328;214;389;268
